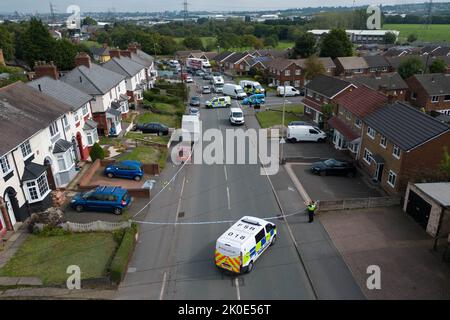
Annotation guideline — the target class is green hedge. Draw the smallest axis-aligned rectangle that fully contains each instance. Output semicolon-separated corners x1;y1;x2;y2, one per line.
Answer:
109;223;138;284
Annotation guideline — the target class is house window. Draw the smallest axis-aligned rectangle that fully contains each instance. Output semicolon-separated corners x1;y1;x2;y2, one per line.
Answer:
307;90;313;98
62;115;70;130
392;145;401;159
284;81;290;86
380;135;387;148
367;126;375;139
295;69;301;75
0;155;12;175
387;170;397;188
363;148;372;165
20;141;32;159
57;155;66;171
285;70;290;76
355;118;362;128
49;121;59;137
82;104;89;116
431;96;439;103
411;92;417;100
354;69;363;73
346;111;351;120
74;111;80;123
444;95;450;101
86;130;99;146
25;173;50;203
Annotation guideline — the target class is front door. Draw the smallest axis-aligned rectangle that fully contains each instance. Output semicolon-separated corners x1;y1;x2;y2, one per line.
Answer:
406;191;432;229
4;192;16;227
374;163;384;182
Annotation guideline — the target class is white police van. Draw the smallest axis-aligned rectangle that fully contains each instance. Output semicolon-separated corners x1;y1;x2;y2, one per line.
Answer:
215;216;276;274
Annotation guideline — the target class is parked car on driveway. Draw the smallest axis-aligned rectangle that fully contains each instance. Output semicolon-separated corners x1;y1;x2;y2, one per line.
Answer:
190;96;201;106
104;160;144;181
202;85;211;94
70;186;132;215
288;121;309;126
134;122;169;135
311;158;357;177
287;125;326;142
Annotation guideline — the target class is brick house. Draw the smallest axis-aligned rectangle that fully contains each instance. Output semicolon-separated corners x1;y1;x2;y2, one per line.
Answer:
348;72;408;101
406;73;450;115
358;101;450;194
266;58;303;88
329;85;388;158
363;55;390;74
213;51;236;72
334;56;369;77
221;52;254;75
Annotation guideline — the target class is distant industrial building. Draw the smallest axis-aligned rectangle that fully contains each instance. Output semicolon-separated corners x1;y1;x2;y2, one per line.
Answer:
308;29;400;44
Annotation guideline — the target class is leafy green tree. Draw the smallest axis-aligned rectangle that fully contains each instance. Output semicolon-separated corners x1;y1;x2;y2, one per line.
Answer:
292;32;316;58
0;25;14;60
22;18;54;67
82;17;98;26
407;33;418;43
50;39;78;70
90;143;105;162
429;59;447;73
183;35;203;50
304;55;326;81
263;35;278;48
383;32;397;44
319;28;353;59
398;56;424;79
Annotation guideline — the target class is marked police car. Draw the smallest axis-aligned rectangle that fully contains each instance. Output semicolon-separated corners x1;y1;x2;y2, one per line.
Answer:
205;96;232;108
215;216;276;274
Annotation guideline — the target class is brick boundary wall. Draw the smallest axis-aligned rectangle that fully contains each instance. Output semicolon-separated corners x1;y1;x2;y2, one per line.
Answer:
318;197;400;211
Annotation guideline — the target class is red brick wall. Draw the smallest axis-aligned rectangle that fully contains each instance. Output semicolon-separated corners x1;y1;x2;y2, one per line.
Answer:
268;63;304;88
406;76;450;112
92;113;107;135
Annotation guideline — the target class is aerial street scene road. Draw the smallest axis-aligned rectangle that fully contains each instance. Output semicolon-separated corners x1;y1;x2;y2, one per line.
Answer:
0;0;449;309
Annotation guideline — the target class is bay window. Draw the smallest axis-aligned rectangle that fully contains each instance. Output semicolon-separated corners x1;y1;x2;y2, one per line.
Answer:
25;173;50;203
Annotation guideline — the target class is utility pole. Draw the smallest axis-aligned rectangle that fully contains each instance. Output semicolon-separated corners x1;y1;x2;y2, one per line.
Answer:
426;0;433;30
49;2;56;24
182;0;189;24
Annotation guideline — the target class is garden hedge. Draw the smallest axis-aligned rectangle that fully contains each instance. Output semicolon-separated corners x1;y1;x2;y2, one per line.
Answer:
109;223;139;284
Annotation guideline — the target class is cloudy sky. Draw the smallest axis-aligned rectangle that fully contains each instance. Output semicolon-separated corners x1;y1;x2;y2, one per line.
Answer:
0;0;444;13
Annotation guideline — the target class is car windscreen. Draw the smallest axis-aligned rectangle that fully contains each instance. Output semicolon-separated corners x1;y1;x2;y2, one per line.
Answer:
324;159;337;166
232;112;243;117
191;97;200;101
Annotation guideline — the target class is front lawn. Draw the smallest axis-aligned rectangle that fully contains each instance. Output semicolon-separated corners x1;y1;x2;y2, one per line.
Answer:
0;233;118;285
137;112;181;128
125;132;170;145
268;104;304;114
119;146;168;169
256;110;305;128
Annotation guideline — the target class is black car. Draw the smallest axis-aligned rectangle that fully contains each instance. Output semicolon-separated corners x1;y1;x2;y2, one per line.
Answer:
134;122;169;135
203;73;212;80
190;96;201;106
311;158;357;177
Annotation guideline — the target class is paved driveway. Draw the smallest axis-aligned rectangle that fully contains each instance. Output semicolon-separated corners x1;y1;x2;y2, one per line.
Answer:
290;163;382;201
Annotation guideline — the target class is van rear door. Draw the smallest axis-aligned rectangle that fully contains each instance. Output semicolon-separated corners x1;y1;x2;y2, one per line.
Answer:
215;239;241;273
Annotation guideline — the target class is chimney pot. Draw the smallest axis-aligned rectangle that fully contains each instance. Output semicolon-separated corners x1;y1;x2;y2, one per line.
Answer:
75;52;91;68
109;48;121;59
34;61;59;80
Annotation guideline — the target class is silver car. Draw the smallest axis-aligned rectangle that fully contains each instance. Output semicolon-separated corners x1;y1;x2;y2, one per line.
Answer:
202;86;211;94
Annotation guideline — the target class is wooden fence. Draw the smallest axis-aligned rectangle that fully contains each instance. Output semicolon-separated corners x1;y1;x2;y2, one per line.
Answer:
62;220;132;232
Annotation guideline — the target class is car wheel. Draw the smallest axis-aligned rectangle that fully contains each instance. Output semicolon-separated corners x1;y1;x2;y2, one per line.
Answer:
246;261;254;273
320;170;326;176
290;138;297;143
134;175;142;181
107;173;114;178
270;235;276;246
157;131;162;136
317;138;325;143
75;205;84;212
113;207;123;215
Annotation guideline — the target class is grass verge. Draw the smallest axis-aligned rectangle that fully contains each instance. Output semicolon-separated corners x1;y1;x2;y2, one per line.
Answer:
119;146;168;169
256;109;304;128
137;112;182;128
110;224;138;284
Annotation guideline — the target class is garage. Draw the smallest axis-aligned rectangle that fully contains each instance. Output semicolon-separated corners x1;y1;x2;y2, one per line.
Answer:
403;182;450;237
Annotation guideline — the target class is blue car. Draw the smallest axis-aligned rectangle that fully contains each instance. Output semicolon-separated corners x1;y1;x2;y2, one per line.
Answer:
70;186;132;215
104;160;144;181
242;93;265;106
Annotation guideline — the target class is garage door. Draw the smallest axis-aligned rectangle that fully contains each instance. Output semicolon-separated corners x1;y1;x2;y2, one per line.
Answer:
406;191;432;229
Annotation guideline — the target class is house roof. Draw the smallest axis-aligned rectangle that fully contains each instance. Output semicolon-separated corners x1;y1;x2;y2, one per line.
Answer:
410;73;450;96
363;55;390;68
432;47;450;56
224;52;250;64
246;56;273;68
102;57;145;78
61;63;126;96
302;97;323;113
415;182;450;208
349;72;408;91
305;74;354;98
83;119;98;130
214;51;234;62
328;116;360;141
27;76;93;111
90;46;110;57
53;139;73;154
21;162;47;181
336;56;369;70
336;85;388;118
253;49;287;58
317;57;336;69
106;108;121;116
267;58;299;71
364;101;450;151
0;82;72;157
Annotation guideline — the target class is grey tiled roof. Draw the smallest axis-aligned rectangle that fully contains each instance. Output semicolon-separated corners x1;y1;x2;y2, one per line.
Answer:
305;74;354;98
21;162;47;181
411;73;450;96
364;102;450;151
363;55;390;68
27;76;93;111
0;82;72;157
106;108;121;116
61;63;126;96
349;73;408;91
83;119;98;130
53;139;73;154
102;57;145;78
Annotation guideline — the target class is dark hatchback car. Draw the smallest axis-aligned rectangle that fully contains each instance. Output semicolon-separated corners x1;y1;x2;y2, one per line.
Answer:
134;122;169;135
311;158;357;177
104;160;144;181
190;96;201;106
70;186;131;215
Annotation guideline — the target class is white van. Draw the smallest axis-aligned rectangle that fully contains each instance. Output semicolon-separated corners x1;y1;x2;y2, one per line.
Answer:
215;216;277;274
229;107;244;125
223;84;247;99
277;86;300;97
212;76;225;86
239;80;265;95
287;125;327;142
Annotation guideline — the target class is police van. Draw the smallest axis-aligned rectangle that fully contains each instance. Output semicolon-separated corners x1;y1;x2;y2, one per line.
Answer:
215;216;277;274
205;96;231;108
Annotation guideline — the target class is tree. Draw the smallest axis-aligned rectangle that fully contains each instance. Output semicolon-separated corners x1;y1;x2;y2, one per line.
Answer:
383;32;397;44
89;143;105;162
183;35;203;50
22;18;54;67
50;39;78;70
398;56;424;79
82;16;98;26
407;33;418;43
292;32;316;58
0;25;14;60
429;59;447;73
263;35;278;48
319;28;353;59
304;55;326;81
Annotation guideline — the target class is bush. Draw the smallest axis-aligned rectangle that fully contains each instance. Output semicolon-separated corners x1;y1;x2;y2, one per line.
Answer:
36;225;70;237
90;142;106;162
109;224;138;284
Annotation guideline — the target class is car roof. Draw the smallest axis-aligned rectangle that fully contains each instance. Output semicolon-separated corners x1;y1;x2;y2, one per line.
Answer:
218;216;270;246
230;107;242;112
93;186;127;195
117;160;142;167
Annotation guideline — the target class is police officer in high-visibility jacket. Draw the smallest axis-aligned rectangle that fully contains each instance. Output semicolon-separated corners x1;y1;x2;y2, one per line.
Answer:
305;201;318;223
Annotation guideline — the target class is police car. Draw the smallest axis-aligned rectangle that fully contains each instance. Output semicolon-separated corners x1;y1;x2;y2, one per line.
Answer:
205;96;231;108
215;216;276;274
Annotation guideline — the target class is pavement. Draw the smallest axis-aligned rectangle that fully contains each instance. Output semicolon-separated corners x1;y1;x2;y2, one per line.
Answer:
320;207;450;300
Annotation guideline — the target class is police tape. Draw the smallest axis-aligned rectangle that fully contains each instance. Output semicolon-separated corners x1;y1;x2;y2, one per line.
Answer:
131;209;304;225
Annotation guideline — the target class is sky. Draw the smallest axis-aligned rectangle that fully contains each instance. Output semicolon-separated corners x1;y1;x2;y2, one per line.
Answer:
0;0;446;13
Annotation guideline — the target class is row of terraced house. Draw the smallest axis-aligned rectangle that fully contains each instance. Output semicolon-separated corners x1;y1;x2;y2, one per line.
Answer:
0;43;157;231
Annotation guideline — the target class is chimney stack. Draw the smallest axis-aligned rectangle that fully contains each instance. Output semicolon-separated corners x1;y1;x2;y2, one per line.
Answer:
34;61;59;80
387;94;395;104
120;49;131;58
109;48;121;59
374;70;382;79
75;52;91;68
128;43;138;54
0;49;5;66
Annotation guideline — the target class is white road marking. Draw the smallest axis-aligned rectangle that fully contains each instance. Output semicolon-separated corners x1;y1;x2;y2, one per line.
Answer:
224;165;228;181
159;271;167;300
234;278;241;300
226;186;231;210
175;176;186;223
